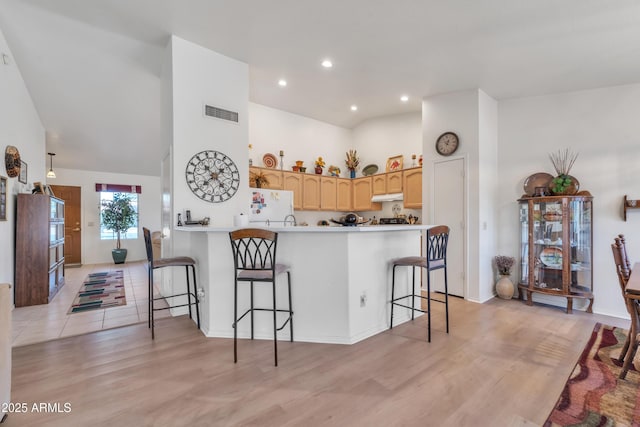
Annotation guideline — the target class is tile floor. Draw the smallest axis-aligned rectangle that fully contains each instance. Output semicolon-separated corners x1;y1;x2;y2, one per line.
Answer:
11;260;170;347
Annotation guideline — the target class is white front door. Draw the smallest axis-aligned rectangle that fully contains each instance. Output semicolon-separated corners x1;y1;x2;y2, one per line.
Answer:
432;157;466;297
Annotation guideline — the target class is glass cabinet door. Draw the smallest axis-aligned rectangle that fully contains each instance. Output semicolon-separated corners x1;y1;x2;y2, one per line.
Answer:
532;200;564;291
569;199;592;293
519;202;529;284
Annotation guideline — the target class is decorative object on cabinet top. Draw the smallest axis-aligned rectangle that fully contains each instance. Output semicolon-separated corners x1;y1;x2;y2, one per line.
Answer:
328;165;341;176
362;164;378;176
345;149;359;171
386;155;403;172
262;153;277;168
549;148;579;195
250;170;270;188
523;172;553;197
4;145;20;178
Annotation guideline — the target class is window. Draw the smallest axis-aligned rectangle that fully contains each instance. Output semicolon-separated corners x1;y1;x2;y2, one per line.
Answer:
99;192;139;240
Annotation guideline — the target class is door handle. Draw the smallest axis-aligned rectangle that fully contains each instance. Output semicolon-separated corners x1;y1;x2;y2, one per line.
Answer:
72;227;81;232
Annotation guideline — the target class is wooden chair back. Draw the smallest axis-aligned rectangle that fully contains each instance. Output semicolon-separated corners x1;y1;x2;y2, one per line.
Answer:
229;228;278;272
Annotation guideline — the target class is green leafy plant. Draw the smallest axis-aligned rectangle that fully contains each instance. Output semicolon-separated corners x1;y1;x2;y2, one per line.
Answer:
551;174;573;194
101;193;136;249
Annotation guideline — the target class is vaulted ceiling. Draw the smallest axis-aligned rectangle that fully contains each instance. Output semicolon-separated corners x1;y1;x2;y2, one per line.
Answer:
1;0;640;176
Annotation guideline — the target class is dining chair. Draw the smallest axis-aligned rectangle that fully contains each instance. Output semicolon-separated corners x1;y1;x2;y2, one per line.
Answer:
612;234;640;378
229;228;293;366
143;227;200;339
390;225;450;342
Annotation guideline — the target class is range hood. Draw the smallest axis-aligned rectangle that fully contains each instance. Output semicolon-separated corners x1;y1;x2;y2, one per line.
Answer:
371;192;404;202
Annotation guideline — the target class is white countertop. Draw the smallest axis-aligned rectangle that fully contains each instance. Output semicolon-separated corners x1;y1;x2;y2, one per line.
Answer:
175;224;433;233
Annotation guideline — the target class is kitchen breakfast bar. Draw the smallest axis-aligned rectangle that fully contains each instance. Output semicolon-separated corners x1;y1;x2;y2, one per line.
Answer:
176;225;433;344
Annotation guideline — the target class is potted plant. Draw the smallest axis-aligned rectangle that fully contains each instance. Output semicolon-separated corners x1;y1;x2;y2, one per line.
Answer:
549;148;579;195
250;170;270;188
494;255;516;299
101;193;137;264
314;156;325;174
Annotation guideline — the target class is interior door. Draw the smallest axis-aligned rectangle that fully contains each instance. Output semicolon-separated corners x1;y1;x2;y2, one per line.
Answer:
50;185;82;266
432;158;465;297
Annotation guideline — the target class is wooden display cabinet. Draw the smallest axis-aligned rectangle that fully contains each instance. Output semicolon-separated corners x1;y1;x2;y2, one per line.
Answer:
15;194;65;306
518;195;593;313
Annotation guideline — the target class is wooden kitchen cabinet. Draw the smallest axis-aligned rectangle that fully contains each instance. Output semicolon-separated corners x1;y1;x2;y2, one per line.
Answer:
302;175;321;210
372;175;386;195
403;167;422;209
15;194;65;306
387;171;403;193
336;178;352;211
282;171;303;210
352;177;382;211
320;177;337;210
249;166;283;189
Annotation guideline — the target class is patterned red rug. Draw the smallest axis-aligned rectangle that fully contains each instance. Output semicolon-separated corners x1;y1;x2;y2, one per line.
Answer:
545;323;640;426
68;270;126;313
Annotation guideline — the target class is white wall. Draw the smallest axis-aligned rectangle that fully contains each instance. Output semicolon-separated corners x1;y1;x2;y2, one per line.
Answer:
352;112;422;173
169;36;249;229
49;168;161;264
249;103;352;176
0;25;45;305
498;83;640;318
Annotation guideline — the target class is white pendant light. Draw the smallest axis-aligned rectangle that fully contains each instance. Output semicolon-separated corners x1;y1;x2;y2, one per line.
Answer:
47;152;56;178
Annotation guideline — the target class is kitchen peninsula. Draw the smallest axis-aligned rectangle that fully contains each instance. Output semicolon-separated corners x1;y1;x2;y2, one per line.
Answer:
177;225;433;344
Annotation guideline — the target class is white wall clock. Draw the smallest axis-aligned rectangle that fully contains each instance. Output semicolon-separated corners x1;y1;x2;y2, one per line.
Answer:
185;150;240;203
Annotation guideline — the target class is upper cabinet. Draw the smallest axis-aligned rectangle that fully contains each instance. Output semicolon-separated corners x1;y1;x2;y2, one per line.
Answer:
320;177;338;211
403;167;422;209
353;177;382;212
249;166;420;212
336;178;352;211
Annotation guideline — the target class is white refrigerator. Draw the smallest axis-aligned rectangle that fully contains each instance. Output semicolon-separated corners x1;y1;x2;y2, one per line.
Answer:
249;189;294;226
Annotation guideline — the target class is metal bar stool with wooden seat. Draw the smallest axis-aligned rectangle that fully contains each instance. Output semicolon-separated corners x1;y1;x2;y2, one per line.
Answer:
143;227;200;339
390;225;450;342
229;228;293;366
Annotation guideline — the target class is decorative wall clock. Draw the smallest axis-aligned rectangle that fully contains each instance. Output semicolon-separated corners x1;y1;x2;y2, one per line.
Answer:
185;150;240;203
435;132;459;156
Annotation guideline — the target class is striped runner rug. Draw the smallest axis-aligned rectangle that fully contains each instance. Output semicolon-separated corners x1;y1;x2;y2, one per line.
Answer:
68;270;126;314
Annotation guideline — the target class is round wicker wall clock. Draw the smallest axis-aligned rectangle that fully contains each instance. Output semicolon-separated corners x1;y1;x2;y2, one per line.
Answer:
185;150;240;203
4;145;21;178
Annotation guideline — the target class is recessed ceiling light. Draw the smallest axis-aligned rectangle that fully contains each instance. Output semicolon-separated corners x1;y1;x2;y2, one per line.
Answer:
321;59;333;68
350;105;358;111
278;79;287;87
400;95;409;102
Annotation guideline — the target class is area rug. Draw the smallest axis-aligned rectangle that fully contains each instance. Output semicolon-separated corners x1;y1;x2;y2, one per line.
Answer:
68;271;126;313
544;323;640;426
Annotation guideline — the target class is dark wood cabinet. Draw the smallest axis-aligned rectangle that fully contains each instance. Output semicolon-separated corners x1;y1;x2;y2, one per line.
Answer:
15;194;65;306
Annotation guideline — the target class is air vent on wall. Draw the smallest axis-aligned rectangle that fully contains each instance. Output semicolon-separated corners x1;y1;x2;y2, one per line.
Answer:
205;105;239;123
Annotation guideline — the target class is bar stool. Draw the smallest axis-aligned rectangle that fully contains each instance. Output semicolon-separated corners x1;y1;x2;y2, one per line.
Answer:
229;228;293;366
390;225;450;342
143;227;200;339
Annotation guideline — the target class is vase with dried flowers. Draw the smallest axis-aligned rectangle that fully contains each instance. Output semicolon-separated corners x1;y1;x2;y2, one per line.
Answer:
494;255;516;299
250;170;270;188
549;148;579;195
345;149;359;178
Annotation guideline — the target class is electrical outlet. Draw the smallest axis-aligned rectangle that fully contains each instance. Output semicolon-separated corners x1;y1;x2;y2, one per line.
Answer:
197;288;205;299
360;291;367;307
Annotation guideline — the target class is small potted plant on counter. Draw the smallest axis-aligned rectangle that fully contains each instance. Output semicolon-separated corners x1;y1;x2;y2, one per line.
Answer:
494;255;516;299
101;193;137;264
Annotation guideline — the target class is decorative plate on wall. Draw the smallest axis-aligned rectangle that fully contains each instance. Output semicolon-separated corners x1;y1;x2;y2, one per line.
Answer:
262;153;277;168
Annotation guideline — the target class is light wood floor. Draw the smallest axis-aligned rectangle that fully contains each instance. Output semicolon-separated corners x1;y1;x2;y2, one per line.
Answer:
6;296;631;426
